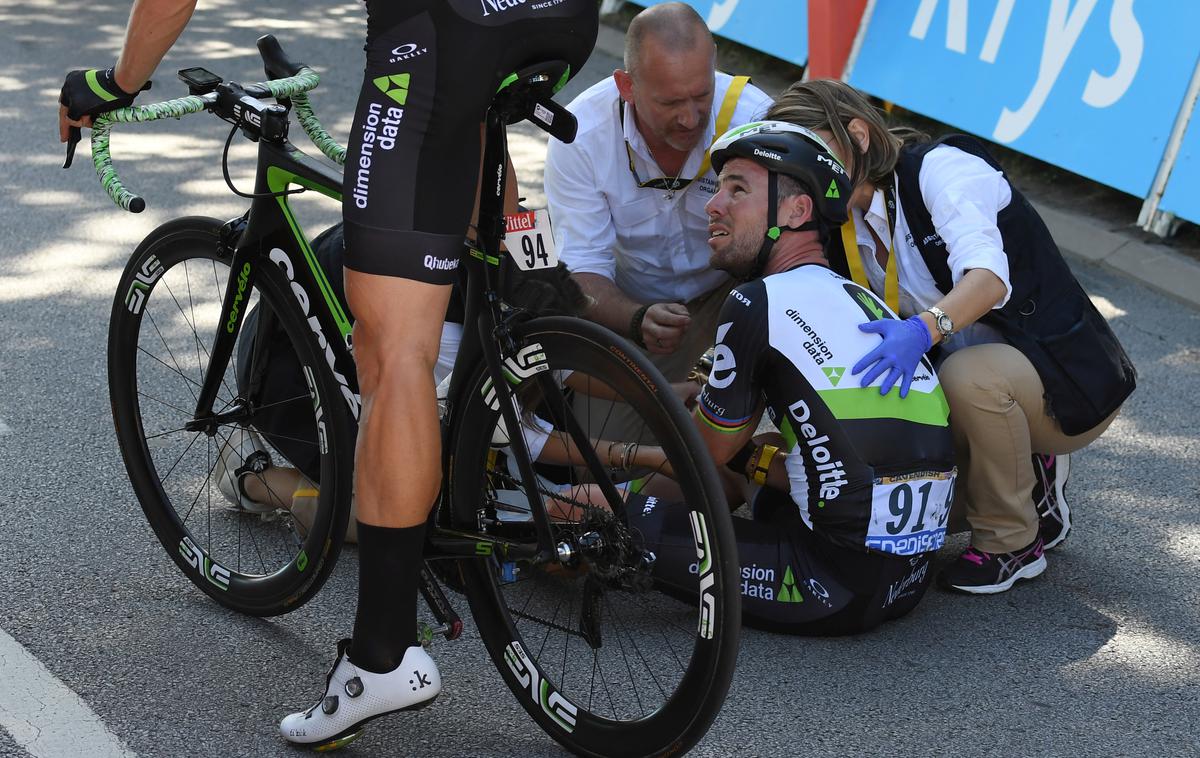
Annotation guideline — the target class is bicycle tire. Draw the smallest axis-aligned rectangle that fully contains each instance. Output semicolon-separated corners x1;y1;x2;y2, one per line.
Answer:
445;316;740;757
108;216;355;616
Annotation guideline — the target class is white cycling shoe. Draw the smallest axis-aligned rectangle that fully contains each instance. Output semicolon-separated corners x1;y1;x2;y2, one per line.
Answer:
280;639;441;750
213;428;276;514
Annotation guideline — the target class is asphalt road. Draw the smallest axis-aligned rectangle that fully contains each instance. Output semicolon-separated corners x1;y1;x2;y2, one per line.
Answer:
1;2;1198;756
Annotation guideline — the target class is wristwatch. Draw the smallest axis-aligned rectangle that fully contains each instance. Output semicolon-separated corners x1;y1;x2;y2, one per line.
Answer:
925;306;954;339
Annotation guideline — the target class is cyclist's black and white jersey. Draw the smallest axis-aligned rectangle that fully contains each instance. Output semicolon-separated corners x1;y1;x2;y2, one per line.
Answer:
697;264;956;556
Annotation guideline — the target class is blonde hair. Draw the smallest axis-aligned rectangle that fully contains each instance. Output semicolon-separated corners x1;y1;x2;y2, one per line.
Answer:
767;79;927;189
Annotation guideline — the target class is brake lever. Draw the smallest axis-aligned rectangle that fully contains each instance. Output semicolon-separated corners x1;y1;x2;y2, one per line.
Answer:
63;125;81;169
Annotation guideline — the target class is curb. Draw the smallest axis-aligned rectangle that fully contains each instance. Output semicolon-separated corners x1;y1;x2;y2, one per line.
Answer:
1035;202;1200;311
592;18;1200;312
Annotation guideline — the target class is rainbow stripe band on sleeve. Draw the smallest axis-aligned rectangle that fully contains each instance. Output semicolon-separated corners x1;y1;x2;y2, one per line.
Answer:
696;403;753;434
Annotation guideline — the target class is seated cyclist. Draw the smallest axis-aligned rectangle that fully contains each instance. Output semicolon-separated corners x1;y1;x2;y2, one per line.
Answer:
620;122;958;634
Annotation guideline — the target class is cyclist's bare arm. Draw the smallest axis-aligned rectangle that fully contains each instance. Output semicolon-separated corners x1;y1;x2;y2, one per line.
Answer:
58;0;197;140
694;403;763;466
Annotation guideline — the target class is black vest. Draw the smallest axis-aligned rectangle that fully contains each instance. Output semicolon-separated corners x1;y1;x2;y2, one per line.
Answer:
826;135;1135;435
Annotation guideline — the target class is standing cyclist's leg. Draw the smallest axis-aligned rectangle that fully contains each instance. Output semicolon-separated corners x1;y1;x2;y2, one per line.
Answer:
280;0;599;749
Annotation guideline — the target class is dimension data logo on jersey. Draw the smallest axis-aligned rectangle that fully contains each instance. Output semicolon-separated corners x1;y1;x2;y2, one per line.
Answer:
784;308;834;366
740;563;778;600
776;566;803;604
373;73;410;106
388;43;428;64
822;366;845;386
351;76;409;210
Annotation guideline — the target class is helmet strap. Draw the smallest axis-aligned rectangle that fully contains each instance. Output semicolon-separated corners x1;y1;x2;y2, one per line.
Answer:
742;172;780;281
743;172;821;281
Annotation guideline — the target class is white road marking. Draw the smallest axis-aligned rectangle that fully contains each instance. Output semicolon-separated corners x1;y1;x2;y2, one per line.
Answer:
0;418;11;435
0;628;137;757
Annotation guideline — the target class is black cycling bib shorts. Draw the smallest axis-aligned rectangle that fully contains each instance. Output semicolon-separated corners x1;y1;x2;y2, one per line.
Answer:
626;490;933;636
343;0;599;284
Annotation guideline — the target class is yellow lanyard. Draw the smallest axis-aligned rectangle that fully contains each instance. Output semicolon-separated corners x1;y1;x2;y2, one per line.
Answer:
696;75;749;180
838;187;899;312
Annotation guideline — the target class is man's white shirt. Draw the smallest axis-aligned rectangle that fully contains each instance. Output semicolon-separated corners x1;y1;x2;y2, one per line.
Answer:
545;72;770;304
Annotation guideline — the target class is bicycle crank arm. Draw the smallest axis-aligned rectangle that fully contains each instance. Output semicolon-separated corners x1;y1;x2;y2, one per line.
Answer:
418;563;463;642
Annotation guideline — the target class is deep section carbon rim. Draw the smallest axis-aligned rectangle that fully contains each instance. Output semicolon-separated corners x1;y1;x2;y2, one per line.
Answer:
108;218;350;615
449;318;739;757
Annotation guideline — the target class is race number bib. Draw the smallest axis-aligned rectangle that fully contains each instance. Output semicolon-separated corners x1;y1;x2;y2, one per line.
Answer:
505;209;558;271
864;470;955;555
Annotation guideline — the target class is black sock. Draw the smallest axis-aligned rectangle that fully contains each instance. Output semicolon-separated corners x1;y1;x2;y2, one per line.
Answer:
349;521;425;673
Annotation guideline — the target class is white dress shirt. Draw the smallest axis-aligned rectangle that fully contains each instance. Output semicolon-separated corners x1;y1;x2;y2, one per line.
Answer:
853;144;1013;352
545;73;771;304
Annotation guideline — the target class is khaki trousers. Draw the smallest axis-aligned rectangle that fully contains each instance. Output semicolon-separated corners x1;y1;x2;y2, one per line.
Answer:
577;279;734;444
939;343;1119;553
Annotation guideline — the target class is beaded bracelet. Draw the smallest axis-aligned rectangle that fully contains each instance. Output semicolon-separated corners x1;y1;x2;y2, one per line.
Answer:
629;304;651;348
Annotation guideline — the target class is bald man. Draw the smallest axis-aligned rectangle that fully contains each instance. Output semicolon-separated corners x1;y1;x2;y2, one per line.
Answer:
545;2;770;437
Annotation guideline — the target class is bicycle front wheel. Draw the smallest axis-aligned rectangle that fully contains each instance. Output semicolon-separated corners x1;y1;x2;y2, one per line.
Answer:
108;217;355;616
445;316;740;757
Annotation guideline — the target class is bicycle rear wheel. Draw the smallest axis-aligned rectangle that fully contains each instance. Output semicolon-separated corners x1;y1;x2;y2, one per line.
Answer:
444;316;740;757
107;217;355;616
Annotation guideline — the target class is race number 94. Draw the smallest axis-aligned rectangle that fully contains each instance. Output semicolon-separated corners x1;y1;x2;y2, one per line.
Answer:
505;210;558;271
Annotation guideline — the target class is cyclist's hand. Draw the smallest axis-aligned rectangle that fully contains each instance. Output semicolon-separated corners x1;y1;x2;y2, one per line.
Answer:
59;68;150;167
670;380;702;409
642;303;690;355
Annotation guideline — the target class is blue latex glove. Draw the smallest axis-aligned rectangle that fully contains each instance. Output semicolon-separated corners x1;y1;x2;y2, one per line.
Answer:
851;315;933;398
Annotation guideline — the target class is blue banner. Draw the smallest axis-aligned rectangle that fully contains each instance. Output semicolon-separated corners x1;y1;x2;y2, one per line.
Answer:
847;1;1200;199
630;0;807;67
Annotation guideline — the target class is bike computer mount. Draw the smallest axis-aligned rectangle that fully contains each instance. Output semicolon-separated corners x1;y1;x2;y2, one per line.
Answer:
178;67;223;96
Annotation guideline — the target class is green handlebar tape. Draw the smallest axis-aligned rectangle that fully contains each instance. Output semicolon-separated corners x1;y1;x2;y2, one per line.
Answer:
90;69;326;212
291;92;346;166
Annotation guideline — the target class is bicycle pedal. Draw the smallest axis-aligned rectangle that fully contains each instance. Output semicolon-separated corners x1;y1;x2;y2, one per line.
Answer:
500;561;518;583
418;622;455;648
313;729;363;752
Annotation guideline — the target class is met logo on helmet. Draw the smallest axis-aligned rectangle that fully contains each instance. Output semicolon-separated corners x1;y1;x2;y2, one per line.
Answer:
753;148;783;162
816;153;846;175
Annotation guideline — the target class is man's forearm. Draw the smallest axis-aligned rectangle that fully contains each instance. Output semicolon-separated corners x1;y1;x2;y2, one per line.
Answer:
114;0;198;92
572;272;642;338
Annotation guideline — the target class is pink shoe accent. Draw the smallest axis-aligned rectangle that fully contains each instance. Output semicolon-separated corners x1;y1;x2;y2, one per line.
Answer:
962;547;988;566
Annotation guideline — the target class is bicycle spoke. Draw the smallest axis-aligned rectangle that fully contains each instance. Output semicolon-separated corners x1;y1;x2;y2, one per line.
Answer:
144;311;201;406
610;596;670;705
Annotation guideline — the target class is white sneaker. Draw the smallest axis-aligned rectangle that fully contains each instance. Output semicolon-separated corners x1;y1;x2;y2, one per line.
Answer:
280;640;441;750
213;428;276;514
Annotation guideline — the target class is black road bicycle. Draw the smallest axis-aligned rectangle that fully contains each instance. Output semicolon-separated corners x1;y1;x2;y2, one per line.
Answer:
94;36;740;756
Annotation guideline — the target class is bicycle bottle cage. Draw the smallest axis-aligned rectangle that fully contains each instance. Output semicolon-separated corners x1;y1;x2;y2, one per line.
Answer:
493;61;578;144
